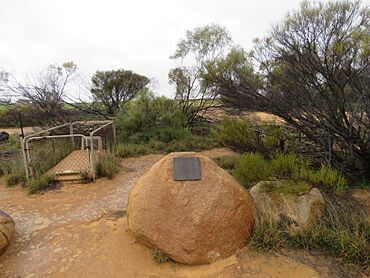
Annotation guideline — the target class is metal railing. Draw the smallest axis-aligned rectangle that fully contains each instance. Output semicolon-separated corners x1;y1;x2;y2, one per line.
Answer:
21;121;115;181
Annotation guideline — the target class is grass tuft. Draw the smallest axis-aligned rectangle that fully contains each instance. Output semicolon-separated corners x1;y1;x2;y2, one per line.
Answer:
27;175;58;194
151;248;171;264
249;193;370;267
232;153;271;187
95;151;119;179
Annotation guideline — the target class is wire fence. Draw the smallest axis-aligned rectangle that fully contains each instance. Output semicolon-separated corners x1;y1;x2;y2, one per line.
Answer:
22;121;115;181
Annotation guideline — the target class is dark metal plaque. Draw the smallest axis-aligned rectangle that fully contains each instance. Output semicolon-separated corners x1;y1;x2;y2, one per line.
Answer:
173;157;201;181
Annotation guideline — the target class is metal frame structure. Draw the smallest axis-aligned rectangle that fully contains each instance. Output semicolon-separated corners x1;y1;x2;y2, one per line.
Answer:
21;120;115;181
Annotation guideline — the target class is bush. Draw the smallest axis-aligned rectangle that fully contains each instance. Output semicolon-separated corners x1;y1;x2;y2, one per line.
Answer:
216;152;346;192
270;153;299;178
220;117;285;155
249;193;369;267
27;175;57;194
116;90;188;144
261;180;311;196
289;194;369;266
115;130;220;158
232;153;271;187
2;157;27;186
309;164;347;192
80;171;93;183
249;213;288;250
213;154;241;170
95;151;119;179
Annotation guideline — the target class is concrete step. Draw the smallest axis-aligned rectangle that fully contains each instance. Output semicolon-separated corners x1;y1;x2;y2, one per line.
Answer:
55;172;82;183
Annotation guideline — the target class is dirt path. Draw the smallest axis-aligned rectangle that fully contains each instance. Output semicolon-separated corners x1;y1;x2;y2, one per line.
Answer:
0;148;330;277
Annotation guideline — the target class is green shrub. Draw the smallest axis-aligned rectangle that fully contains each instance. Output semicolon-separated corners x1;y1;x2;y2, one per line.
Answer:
270;153;299;178
352;179;370;189
6;175;21;187
261;180;311;196
249;194;369;267
2;157;27;186
309;164;347;191
249;213;288;250
95;151;119;179
261;124;285;149
80;171;93;183
116;90;188;144
158;127;191;143
27;175;57;194
220;117;258;151
289;194;369;266
232;153;271;187
7;135;20;149
213;154;241;170
220;117;285;155
115;131;219;158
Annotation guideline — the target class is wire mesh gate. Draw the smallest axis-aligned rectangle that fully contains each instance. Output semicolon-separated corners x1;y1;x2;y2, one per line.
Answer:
21;121;116;181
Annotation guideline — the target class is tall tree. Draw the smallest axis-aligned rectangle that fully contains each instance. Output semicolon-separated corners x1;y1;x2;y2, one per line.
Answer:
91;69;149;115
205;1;370;176
169;24;233;127
9;62;77;124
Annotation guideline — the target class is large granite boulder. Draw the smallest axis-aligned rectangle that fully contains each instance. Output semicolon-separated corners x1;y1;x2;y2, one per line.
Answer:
0;210;15;255
127;152;255;265
250;181;325;229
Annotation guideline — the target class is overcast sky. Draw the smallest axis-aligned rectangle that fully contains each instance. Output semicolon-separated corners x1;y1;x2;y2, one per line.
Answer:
1;0;367;98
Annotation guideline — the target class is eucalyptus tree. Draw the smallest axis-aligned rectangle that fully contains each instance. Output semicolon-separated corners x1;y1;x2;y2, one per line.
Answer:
205;1;370;176
91;69;149;115
169;24;233;127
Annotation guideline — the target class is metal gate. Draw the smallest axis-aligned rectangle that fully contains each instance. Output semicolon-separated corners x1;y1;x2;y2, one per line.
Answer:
21;121;116;181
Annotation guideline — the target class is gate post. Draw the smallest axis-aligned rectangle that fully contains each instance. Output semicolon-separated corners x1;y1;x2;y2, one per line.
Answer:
20;136;30;181
69;123;75;149
90;132;96;181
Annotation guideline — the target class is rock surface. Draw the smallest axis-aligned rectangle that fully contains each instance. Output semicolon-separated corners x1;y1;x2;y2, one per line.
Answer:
127;152;255;265
250;181;325;229
0;210;15;255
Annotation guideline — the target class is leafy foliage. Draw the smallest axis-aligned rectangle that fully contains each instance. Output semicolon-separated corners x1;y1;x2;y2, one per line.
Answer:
206;1;370;177
220;117;285;155
91;69;149;115
95;151;119;179
232;153;271;186
27;175;58;194
249;194;370;267
213;154;241;170
219;152;347;191
116;90;189;143
169;24;233;127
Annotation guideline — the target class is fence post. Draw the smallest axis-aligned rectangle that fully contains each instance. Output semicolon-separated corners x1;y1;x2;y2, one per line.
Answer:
112;122;116;151
90;132;95;181
20;136;29;181
69;123;75;150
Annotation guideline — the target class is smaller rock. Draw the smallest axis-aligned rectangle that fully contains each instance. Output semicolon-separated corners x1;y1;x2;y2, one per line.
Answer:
0;210;15;255
0;131;9;142
250;181;325;229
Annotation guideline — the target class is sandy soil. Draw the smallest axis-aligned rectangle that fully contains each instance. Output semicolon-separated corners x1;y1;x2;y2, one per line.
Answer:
0;148;361;277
